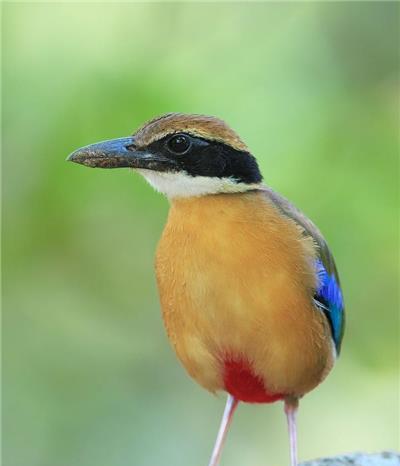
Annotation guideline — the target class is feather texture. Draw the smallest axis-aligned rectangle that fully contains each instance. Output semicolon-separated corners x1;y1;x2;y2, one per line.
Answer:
261;187;345;354
156;191;336;399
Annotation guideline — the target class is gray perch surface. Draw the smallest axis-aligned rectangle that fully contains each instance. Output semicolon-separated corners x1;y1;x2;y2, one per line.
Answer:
301;452;399;466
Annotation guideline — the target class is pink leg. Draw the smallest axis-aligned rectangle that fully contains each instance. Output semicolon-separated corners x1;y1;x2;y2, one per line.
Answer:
284;398;299;466
207;394;239;466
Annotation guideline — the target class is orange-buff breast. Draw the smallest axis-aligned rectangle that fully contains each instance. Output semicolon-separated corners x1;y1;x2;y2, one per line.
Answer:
155;192;334;401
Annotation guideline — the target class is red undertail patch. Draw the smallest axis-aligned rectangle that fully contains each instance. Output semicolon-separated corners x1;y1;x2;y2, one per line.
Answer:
223;358;284;403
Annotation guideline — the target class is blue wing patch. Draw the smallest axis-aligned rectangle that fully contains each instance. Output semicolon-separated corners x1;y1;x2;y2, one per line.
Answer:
315;259;344;354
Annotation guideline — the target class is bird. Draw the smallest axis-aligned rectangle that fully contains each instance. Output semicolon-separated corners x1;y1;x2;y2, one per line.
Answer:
68;113;345;466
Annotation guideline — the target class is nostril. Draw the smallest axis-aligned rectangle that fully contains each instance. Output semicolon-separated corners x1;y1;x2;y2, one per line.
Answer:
125;143;137;151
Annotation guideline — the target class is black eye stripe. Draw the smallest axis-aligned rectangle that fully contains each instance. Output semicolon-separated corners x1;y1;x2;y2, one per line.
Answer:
146;134;262;184
167;134;191;155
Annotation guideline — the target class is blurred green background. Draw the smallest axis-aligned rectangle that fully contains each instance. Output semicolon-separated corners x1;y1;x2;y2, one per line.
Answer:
3;2;399;466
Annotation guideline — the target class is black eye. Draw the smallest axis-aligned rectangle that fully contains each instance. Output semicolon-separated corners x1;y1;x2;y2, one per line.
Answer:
167;134;191;154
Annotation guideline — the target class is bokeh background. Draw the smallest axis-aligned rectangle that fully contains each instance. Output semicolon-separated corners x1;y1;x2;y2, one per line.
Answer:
3;2;399;466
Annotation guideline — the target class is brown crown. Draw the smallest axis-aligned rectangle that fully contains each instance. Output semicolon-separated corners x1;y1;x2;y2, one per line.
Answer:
133;113;249;152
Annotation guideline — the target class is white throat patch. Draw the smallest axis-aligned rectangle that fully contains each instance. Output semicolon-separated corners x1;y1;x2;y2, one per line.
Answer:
136;169;262;199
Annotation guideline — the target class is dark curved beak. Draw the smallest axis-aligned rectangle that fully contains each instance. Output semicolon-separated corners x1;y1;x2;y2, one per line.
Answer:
67;137;172;170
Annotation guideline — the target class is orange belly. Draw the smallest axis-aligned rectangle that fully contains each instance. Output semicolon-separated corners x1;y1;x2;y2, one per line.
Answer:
156;192;334;398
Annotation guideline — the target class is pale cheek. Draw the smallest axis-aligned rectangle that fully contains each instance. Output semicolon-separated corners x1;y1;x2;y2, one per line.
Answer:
135;169;261;198
135;169;168;193
136;170;208;197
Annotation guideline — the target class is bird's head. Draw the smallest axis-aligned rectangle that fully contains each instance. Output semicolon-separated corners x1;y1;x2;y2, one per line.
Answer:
68;113;263;198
